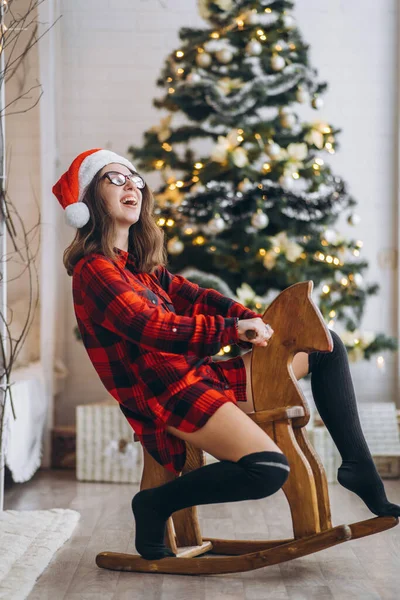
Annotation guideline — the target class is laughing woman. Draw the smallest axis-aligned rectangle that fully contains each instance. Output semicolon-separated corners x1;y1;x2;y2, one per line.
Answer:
53;149;400;560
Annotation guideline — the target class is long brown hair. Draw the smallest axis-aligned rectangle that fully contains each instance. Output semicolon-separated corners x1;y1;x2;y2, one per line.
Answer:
63;168;168;276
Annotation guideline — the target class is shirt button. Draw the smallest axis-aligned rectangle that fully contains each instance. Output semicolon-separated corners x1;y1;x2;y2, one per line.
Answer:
224;384;230;389
172;327;177;332
152;300;157;304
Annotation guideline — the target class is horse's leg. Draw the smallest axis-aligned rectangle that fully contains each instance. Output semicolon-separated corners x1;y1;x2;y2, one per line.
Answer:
238;350;309;414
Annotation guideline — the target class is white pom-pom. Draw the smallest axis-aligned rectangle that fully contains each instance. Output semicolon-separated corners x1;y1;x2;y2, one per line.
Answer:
65;202;90;228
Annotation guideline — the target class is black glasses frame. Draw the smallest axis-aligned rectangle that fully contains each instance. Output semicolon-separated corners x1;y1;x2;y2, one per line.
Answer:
101;171;145;189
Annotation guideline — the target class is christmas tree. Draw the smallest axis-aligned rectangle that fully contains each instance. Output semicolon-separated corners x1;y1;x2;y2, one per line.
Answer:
128;0;397;364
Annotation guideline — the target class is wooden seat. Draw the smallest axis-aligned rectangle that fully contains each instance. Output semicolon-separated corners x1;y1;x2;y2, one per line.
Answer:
96;281;398;575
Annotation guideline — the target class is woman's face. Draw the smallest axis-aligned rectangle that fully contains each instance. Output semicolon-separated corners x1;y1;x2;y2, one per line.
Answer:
98;162;143;227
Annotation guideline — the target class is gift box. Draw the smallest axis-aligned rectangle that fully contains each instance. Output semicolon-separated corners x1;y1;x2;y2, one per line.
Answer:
76;401;142;483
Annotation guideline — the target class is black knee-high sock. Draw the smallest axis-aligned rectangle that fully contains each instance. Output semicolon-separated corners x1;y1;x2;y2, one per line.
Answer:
308;329;400;517
132;450;290;560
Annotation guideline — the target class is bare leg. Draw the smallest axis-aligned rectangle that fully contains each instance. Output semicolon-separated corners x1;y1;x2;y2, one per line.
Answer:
238;349;309;414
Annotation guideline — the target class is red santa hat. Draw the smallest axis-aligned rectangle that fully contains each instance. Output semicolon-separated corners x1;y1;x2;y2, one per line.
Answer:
52;148;137;228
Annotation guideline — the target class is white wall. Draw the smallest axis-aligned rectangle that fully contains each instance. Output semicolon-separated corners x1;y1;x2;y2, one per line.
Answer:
56;0;399;425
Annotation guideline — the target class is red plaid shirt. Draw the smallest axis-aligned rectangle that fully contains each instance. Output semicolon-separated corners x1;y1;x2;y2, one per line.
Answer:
72;248;261;474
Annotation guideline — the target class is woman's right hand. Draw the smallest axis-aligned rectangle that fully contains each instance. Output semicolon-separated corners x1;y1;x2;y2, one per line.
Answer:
237;318;274;347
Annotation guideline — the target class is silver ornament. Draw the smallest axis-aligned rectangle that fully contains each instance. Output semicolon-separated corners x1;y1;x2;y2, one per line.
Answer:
296;87;310;103
280;113;296;128
246;40;263;56
167;237;184;255
207;215;226;234
186;72;201;83
196;52;212;67
282;14;296;30
324;229;338;244
354;273;363;286
266;142;281;159
312;96;324;109
271;54;285;71
347;213;361;226
251;209;269;230
216;48;233;64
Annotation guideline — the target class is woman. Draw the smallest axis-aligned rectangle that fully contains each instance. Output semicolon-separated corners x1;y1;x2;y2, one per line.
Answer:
54;149;399;560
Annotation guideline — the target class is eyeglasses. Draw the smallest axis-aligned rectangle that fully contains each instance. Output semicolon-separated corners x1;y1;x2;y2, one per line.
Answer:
101;171;145;189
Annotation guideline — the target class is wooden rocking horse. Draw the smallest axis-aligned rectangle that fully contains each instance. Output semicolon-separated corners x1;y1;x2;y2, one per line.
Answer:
96;281;398;575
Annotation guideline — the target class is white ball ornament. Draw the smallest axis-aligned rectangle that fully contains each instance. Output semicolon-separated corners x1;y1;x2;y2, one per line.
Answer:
279;175;295;190
280;113;296;129
167;237;184;255
312;96;324;109
271;54;285;71
296;87;310;104
207;215;226;234
251;209;269;230
186;72;201;83
266;142;281;159
216;48;233;64
282;14;296;30
245;12;259;25
347;213;361;226
246;40;263;56
324;229;338;244
354;273;363;286
65;202;90;228
238;178;253;193
196;52;212;68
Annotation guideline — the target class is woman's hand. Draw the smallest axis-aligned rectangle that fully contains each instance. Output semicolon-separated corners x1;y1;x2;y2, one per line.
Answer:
237;318;274;347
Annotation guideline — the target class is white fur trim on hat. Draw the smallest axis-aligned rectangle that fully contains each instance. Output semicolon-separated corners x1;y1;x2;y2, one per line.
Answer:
78;150;136;202
65;202;91;228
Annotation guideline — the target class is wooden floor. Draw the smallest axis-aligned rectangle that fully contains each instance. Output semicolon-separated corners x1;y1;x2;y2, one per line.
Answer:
4;469;400;600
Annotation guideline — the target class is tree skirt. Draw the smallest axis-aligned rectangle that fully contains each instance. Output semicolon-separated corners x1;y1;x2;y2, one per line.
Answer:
0;508;80;600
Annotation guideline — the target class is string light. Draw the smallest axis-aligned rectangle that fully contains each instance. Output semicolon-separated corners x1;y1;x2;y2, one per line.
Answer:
377;355;385;371
175;50;184;58
194;162;203;169
322;285;330;294
193;236;206;245
329;310;336;317
168;87;175;94
341;277;349;286
210;32;220;38
162;143;172;151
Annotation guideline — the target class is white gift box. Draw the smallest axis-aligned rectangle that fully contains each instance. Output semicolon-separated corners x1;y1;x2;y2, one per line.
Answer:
76;401;143;483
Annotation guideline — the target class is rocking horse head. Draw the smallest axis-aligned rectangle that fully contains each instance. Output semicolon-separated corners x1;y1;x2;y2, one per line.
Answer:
250;280;333;417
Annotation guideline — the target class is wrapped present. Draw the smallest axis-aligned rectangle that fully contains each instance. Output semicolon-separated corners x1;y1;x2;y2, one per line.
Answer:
76;401;142;483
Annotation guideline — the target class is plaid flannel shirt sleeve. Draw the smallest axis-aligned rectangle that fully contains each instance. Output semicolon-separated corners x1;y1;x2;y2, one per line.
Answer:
78;257;240;357
155;266;264;350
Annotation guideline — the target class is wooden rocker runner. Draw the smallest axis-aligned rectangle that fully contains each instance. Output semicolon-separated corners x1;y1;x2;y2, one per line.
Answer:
96;280;398;575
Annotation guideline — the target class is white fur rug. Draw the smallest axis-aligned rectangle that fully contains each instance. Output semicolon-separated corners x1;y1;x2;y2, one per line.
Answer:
0;508;80;600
